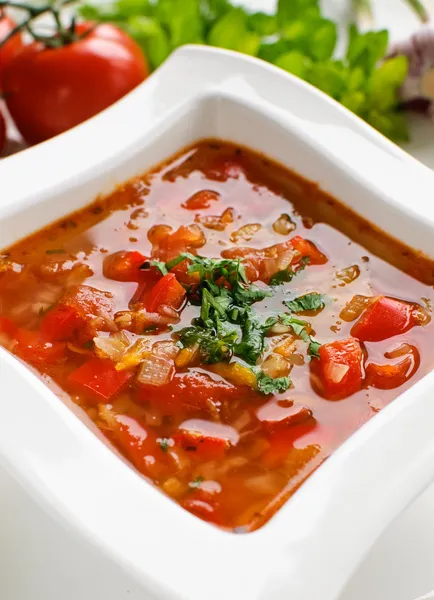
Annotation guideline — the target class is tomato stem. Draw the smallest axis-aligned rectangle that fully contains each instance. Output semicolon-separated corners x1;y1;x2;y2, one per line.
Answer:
0;0;81;49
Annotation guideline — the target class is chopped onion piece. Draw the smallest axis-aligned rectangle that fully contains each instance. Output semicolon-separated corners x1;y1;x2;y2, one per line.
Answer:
230;223;261;243
339;295;373;322
336;265;360;284
94;331;131;361
261;353;292;378
116;338;152;371
137;355;174;386
152;340;179;360
272;213;296;235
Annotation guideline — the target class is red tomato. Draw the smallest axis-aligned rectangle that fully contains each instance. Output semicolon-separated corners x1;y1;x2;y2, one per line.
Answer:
0;15;24;91
14;329;66;366
103;250;147;282
3;23;148;144
311;338;363;400
365;344;420;390
146;273;186;313
68;358;133;403
351;296;419;342
149;224;205;262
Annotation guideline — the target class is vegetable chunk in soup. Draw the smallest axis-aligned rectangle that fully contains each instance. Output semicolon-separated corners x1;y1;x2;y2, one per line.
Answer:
1;140;433;532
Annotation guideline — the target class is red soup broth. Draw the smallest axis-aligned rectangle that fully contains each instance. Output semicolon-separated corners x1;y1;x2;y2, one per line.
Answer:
1;140;433;532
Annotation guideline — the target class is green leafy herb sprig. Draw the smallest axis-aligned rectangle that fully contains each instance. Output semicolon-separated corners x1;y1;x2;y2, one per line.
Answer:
152;253;323;395
79;0;409;141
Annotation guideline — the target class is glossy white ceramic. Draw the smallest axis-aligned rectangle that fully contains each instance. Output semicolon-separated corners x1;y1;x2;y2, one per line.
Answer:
1;46;434;600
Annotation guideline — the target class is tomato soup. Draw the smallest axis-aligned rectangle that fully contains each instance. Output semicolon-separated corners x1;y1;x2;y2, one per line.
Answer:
1;140;433;532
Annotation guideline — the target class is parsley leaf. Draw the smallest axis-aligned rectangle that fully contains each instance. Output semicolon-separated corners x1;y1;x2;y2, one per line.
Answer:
178;325;238;364
256;370;291;395
278;314;321;358
284;292;325;314
150;260;168;275
234;312;269;365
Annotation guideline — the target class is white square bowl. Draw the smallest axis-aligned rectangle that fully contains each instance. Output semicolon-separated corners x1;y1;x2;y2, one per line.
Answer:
2;46;434;600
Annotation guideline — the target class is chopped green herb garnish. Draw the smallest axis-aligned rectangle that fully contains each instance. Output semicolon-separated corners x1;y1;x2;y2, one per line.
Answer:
82;340;94;350
270;256;310;287
189;475;204;489
256;371;292;395
284;292;325;314
150;260;168;276
279;314;321;358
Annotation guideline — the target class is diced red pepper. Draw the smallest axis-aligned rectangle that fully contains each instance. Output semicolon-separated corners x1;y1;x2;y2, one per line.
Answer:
0;316;17;338
40;305;84;341
290;236;328;265
68;358;133;403
311;337;363;400
14;329;66;366
351;296;419;342
174;429;230;460
181;190;220;210
103;250;147;282
146;273;186;313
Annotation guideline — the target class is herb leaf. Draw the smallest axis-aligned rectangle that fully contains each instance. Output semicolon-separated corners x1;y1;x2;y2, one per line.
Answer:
256;370;291;395
284;292;325;313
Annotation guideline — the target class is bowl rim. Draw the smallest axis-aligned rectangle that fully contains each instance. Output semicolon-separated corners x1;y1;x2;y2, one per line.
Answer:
2;45;434;600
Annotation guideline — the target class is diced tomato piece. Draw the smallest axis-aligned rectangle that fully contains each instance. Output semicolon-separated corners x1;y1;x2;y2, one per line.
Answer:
40;305;84;341
181;190;220;210
351;296;420;342
174;429;230;460
149;224;205;262
103;250;147;282
137;371;252;416
68;358;133;403
311;338;363;400
146;273;186;313
57;285;115;341
0;316;17;338
365;343;420;390
290;236;327;265
256;398;312;432
14;329;66;366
